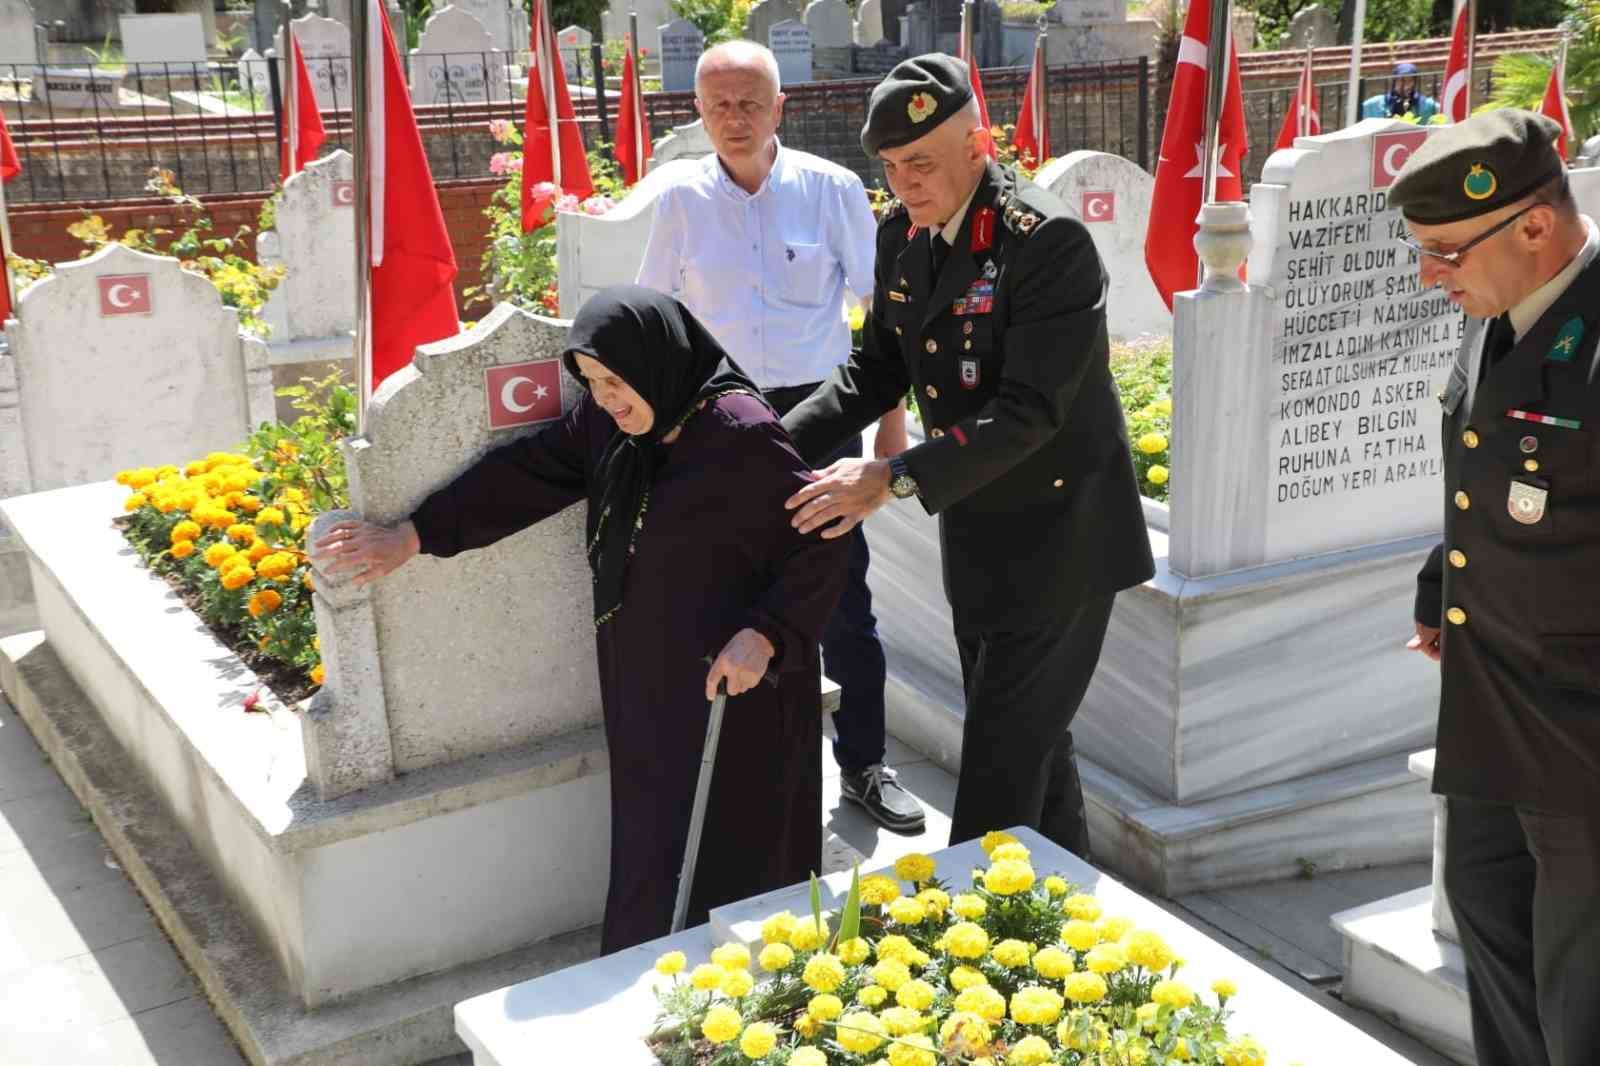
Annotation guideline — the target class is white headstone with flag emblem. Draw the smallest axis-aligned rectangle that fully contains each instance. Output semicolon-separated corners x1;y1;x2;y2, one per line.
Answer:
279;14;352;111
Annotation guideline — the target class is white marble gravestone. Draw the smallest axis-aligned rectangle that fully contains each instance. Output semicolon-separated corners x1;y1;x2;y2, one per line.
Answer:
29;67;123;108
279;14;351;110
657;17;703;93
410;5;508;105
854;0;884;43
0;0;38;65
557;158;700;315
744;0;802;47
450;0;522;52
645;118;714;171
1285;3;1337;48
118;12;208;66
768;18;811;85
237;47;271;100
803;0;852;47
556;23;592;78
605;0;670;55
1036;150;1168;341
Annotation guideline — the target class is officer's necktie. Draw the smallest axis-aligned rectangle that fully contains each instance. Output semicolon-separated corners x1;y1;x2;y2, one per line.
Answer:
930;232;950;279
1479;314;1516;384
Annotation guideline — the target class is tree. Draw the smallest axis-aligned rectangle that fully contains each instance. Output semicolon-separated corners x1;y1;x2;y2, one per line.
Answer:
1483;0;1600;141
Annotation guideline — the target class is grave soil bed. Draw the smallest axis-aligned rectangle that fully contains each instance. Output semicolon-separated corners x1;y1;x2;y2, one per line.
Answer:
112;515;317;707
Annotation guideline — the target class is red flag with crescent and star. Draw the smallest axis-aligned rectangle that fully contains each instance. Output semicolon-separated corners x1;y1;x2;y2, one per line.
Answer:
1441;1;1471;123
1273;49;1321;151
958;28;996;160
615;34;652;186
1143;0;1247;309
1013;30;1050;168
520;0;593;229
1538;49;1573;159
280;31;327;180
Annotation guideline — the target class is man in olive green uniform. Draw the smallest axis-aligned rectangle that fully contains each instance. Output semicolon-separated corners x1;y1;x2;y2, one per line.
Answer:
1395;110;1600;1066
781;55;1153;855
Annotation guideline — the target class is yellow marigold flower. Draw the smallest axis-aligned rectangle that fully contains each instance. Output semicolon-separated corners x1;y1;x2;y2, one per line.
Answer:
1137;431;1169;455
203;541;239;568
790;1048;827;1066
291;514;311;534
792;1012;820;1039
895;978;936;1011
701;1004;741;1044
949;965;987;991
310;662;326;686
789;916;828;952
868;957;910;991
124;493;148;512
247;539;274;564
1062;918;1099;952
803;952;846;993
202;507;237;530
711;942;751;972
952;984;1006;1022
837;936;871;965
1032;945;1074;979
1043;875;1069;897
1212;977;1238;1001
255;506;287;528
887;896;926;925
887;1033;935;1066
1150;978;1195;1009
247;588;283;618
943;922;989;960
1136;1002;1161;1031
878;1006;927;1037
846;303;867;332
860;874;901;906
1063;893;1102;921
278;486;307;504
169;520;202;544
155;465;179;479
875;934;915;964
939;1011;992;1055
1154;397;1173;416
1084;944;1127;975
915;888;949;918
1147;464;1170;486
653;950;686;976
905;947;930;969
991;939;1034;969
1063;971;1108;1003
758;942;794;971
1221;1036;1267;1066
689;963;726;991
1009;985;1064;1025
170;540;196;560
153;494;178;514
312;635;320;651
856;984;888;1007
721;968;754;998
760;910;795;945
979;830;1019;854
1170;1036;1194;1060
1008;1034;1054;1066
237;495;263;514
989;842;1030;863
951;893;987;920
982;859;1035;896
226;523;256;544
1097;915;1134;942
835;1011;885;1054
184;460;209;477
1123;929;1176;973
114;469;134;486
807;993;843;1021
893;852;936;883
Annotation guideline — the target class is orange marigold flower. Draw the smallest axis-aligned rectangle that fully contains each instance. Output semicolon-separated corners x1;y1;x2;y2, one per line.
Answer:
170;540;196;560
247;588;283;618
220;564;255;591
310;662;325;686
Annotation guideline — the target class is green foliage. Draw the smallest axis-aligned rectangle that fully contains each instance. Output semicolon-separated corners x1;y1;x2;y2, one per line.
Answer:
1483;0;1599;142
1112;337;1174;503
669;0;755;43
552;0;610;35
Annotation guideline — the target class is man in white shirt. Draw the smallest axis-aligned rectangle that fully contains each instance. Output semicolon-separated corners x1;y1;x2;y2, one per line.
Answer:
636;41;924;833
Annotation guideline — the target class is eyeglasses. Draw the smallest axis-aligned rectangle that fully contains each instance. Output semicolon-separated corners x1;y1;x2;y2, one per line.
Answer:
1396;202;1542;267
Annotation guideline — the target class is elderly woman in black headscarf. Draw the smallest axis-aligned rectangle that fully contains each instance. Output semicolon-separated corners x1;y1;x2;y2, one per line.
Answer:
314;286;848;952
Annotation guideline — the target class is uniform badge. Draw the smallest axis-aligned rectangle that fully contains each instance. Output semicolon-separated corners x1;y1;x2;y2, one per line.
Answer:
1507;479;1548;524
887;290;907;302
1547;317;1586;363
982;259;998;280
1464;163;1497;201
952;279;994;316
960;358;980;389
907;92;937;123
971;207;995;253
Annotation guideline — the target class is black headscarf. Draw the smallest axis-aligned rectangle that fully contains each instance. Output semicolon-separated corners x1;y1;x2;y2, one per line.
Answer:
561;285;762;627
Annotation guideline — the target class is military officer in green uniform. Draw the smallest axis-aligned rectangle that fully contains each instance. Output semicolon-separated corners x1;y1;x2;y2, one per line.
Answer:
1395;110;1600;1066
781;54;1154;855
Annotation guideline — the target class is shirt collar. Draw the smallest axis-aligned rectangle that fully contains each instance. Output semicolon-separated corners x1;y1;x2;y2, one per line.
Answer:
712;137;785;201
935;179;983;247
1509;215;1600;340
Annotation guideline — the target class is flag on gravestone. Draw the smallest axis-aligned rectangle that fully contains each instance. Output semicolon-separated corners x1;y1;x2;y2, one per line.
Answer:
1143;0;1246;309
1441;0;1470;123
1539;50;1573;159
957;28;996;160
1273;49;1321;151
281;32;328;181
615;35;652;186
365;0;459;388
1012;30;1049;169
521;0;593;230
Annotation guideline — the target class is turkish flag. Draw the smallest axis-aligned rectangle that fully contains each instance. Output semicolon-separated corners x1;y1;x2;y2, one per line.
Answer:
364;0;458;389
1441;2;1471;123
1273;50;1321;150
1539;54;1573;160
485;359;563;428
1013;32;1049;168
615;36;651;186
1144;0;1247;309
0;109;17;183
1;107;19;327
280;32;327;180
958;34;996;160
521;0;593;229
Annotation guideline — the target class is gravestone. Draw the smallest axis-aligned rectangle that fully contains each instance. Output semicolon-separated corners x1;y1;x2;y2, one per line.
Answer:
803;0;851;47
605;0;670;54
1284;3;1337;48
280;14;351;110
1035;151;1167;341
29;67;123;108
645;119;714;172
322;0;414;43
557;158;701;315
854;0;884;45
1579;133;1600;167
450;0;520;51
744;0;802;46
409;5;507;106
0;0;38;65
1051;0;1128;24
255;151;356;420
118;12;208;66
768;19;811;86
657;17;703;93
556;23;592;78
900;1;932;53
238;47;271;100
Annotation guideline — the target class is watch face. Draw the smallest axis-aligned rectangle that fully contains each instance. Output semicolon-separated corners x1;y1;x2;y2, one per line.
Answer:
892;474;918;499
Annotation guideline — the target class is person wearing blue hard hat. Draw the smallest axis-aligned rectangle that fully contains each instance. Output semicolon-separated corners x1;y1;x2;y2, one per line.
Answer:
1361;60;1440;120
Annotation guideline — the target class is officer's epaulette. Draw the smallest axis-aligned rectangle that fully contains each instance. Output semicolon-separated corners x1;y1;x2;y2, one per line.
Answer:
878;197;909;226
997;192;1043;237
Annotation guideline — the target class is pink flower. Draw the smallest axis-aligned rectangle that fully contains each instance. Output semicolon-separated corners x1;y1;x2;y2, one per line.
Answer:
489;151;523;176
553;193;581;213
488;118;515;143
531;180;561;201
580;195;616;216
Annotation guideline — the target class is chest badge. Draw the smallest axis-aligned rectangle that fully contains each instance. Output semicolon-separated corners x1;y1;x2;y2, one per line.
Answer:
982;258;998;280
953;279;995;316
1507;480;1548;525
1547;316;1586;364
960;358;980;389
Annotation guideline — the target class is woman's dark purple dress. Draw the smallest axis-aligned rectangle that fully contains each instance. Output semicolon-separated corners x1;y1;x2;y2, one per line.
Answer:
411;391;847;953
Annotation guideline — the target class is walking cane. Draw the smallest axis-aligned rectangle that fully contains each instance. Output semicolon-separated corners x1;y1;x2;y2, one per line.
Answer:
671;682;728;934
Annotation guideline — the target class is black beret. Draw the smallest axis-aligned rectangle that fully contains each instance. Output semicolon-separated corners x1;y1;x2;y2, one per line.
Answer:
1388;109;1565;225
860;53;975;157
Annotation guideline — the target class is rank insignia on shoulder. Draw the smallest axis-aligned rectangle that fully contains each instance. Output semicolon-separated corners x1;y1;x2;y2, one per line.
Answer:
880;197;907;221
998;194;1042;237
1546;316;1586;364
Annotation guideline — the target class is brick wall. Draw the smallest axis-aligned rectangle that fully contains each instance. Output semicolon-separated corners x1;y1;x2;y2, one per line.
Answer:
7;179;505;319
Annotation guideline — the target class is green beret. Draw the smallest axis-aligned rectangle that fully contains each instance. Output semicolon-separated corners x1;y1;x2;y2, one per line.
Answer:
1388;109;1565;225
860;54;975;157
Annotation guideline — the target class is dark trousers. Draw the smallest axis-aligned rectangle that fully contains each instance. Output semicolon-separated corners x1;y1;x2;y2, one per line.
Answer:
1444;797;1600;1066
950;594;1115;857
764;383;888;773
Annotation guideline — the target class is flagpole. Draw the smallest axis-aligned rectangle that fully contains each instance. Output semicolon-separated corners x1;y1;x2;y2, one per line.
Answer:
0;175;15;328
1302;45;1313;139
540;0;561;186
1036;15;1048;153
629;11;642;167
962;0;975;68
1344;0;1366;127
1199;0;1232;205
353;0;373;436
283;2;297;177
1463;0;1477;114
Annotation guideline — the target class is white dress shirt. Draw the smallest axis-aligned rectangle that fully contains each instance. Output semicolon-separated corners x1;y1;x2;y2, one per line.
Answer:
635;143;879;389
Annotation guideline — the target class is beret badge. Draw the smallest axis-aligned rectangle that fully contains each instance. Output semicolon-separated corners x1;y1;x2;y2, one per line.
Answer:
1463;162;1498;201
907;92;937;123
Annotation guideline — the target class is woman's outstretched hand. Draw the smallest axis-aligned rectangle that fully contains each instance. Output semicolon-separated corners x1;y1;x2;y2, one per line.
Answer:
312;519;422;587
705;628;775;700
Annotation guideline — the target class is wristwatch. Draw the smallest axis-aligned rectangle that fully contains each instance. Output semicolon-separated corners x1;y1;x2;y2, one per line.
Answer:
887;456;919;500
